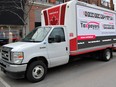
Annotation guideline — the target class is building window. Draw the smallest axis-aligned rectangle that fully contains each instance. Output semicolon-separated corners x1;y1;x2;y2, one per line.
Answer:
35;22;41;27
78;0;88;3
48;0;65;4
101;0;111;9
49;0;56;4
56;0;64;4
34;0;47;3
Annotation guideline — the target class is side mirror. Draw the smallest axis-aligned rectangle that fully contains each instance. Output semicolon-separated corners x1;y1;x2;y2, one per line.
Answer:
54;35;61;43
48;37;54;43
48;35;61;43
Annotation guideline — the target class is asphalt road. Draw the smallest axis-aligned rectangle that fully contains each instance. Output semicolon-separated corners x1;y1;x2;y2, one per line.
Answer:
0;52;116;87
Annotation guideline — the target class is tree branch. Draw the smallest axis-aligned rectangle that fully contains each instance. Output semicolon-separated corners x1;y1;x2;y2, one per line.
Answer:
0;9;26;25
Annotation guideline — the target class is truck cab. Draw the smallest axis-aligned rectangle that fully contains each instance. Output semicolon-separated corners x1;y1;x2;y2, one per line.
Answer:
0;26;69;82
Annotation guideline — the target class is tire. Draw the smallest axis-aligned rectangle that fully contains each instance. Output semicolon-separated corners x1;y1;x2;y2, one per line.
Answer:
102;49;112;61
26;61;47;83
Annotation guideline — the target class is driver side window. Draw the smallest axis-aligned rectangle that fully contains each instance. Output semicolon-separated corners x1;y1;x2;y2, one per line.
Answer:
49;27;65;42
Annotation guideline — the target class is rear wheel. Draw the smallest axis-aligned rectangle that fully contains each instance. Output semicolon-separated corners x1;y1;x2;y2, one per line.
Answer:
26;61;47;83
102;49;112;61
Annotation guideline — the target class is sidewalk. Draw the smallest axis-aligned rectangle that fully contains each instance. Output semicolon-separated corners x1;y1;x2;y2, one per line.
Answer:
0;81;5;87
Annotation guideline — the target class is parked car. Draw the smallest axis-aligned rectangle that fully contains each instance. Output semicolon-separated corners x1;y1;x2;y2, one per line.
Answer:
0;32;19;46
0;32;9;45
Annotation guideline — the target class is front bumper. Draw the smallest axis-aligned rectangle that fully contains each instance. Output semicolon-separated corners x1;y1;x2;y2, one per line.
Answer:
0;59;27;79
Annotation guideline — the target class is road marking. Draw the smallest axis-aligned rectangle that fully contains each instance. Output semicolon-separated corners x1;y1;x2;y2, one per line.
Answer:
0;77;11;87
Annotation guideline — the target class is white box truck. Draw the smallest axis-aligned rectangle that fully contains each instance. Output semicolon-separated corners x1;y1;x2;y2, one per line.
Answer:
0;0;116;82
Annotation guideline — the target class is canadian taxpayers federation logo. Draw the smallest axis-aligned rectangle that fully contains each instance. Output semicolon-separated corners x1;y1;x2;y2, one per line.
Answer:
48;6;60;25
50;16;59;25
80;21;100;30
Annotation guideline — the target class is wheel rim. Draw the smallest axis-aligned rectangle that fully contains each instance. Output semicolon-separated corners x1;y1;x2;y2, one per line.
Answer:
32;65;44;79
106;51;111;60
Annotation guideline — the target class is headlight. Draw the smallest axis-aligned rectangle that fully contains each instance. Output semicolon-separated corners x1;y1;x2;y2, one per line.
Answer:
11;52;24;64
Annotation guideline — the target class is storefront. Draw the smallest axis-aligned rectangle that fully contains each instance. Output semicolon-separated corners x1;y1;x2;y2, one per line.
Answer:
0;0;25;45
0;25;23;45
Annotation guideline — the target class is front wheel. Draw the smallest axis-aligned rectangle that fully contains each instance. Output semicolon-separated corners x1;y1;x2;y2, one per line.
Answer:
26;61;47;83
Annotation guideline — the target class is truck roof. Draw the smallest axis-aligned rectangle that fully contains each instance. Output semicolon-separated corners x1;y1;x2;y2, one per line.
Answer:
42;0;116;14
77;1;116;14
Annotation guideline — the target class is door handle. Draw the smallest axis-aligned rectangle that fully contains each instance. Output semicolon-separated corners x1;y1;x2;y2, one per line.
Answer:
66;47;68;51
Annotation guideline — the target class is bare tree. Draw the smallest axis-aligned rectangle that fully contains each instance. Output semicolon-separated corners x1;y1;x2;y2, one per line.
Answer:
11;0;36;25
0;0;36;37
12;0;36;36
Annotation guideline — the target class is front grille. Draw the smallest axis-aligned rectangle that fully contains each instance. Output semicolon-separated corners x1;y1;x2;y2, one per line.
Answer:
0;62;6;68
1;46;12;62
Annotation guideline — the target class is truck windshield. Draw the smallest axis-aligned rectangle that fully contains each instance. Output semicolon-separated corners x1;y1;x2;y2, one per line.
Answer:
22;27;51;42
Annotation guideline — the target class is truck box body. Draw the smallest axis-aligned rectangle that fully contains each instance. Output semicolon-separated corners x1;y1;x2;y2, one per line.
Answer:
42;0;116;55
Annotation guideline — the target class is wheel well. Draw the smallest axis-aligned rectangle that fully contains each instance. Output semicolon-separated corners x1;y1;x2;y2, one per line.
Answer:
101;48;112;54
105;48;113;52
27;57;48;68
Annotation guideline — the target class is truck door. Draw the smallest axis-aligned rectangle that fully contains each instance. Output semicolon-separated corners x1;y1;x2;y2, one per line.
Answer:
47;27;69;67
